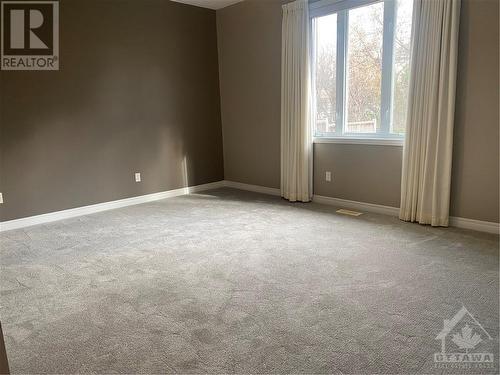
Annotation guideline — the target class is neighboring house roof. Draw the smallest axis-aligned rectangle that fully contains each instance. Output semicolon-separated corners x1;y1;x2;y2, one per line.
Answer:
436;306;492;340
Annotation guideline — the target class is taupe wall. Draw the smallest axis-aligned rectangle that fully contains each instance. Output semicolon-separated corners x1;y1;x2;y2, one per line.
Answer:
1;0;497;223
0;0;224;221
450;0;499;223
217;0;500;223
314;144;403;208
217;0;282;188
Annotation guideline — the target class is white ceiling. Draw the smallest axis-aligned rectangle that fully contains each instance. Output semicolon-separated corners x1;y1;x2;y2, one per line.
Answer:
171;0;244;10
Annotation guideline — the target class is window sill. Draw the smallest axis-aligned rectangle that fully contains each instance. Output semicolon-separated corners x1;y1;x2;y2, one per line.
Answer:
313;137;404;146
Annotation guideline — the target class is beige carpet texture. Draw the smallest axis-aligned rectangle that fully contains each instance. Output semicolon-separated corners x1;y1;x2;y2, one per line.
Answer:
0;188;498;374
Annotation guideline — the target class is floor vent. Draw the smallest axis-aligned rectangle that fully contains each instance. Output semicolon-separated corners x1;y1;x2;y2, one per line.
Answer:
336;208;363;217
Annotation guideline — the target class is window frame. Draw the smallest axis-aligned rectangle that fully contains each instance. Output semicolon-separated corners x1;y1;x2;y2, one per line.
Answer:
310;0;405;145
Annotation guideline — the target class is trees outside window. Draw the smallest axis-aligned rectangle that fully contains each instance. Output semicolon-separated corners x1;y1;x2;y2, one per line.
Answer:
313;0;413;138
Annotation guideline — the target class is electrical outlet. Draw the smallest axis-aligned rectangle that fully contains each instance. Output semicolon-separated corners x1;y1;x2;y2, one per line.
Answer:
0;193;3;204
135;173;141;182
325;171;332;182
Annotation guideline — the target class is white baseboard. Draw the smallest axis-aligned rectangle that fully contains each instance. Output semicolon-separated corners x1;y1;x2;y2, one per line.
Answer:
224;180;281;196
312;194;400;217
2;179;498;235
449;216;499;235
313;195;499;234
0;180;225;232
224;181;499;235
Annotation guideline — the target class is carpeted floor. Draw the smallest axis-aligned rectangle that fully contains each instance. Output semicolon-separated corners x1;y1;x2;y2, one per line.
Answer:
0;188;498;374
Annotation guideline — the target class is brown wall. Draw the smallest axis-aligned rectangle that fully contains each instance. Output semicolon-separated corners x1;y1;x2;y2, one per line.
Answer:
0;324;9;374
217;0;500;223
0;0;224;221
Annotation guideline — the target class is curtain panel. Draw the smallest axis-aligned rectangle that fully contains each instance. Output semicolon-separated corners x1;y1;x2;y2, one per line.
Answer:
400;0;461;226
280;0;313;202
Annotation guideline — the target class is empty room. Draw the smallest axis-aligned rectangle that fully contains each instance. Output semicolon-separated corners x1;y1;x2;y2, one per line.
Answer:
0;0;498;373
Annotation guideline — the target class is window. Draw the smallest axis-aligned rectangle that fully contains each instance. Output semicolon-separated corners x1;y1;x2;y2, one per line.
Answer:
311;0;413;140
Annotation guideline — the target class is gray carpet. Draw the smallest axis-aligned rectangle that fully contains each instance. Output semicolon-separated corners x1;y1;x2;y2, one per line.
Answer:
0;187;498;374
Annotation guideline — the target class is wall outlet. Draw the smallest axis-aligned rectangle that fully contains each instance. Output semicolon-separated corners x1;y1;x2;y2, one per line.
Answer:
325;171;332;182
0;192;3;204
135;173;141;182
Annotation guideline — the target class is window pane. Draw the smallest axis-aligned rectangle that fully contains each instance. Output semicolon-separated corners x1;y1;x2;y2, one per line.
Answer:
346;2;384;134
392;0;413;134
314;13;337;135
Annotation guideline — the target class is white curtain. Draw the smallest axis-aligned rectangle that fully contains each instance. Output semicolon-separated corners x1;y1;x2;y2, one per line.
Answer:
281;0;312;202
400;0;461;226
